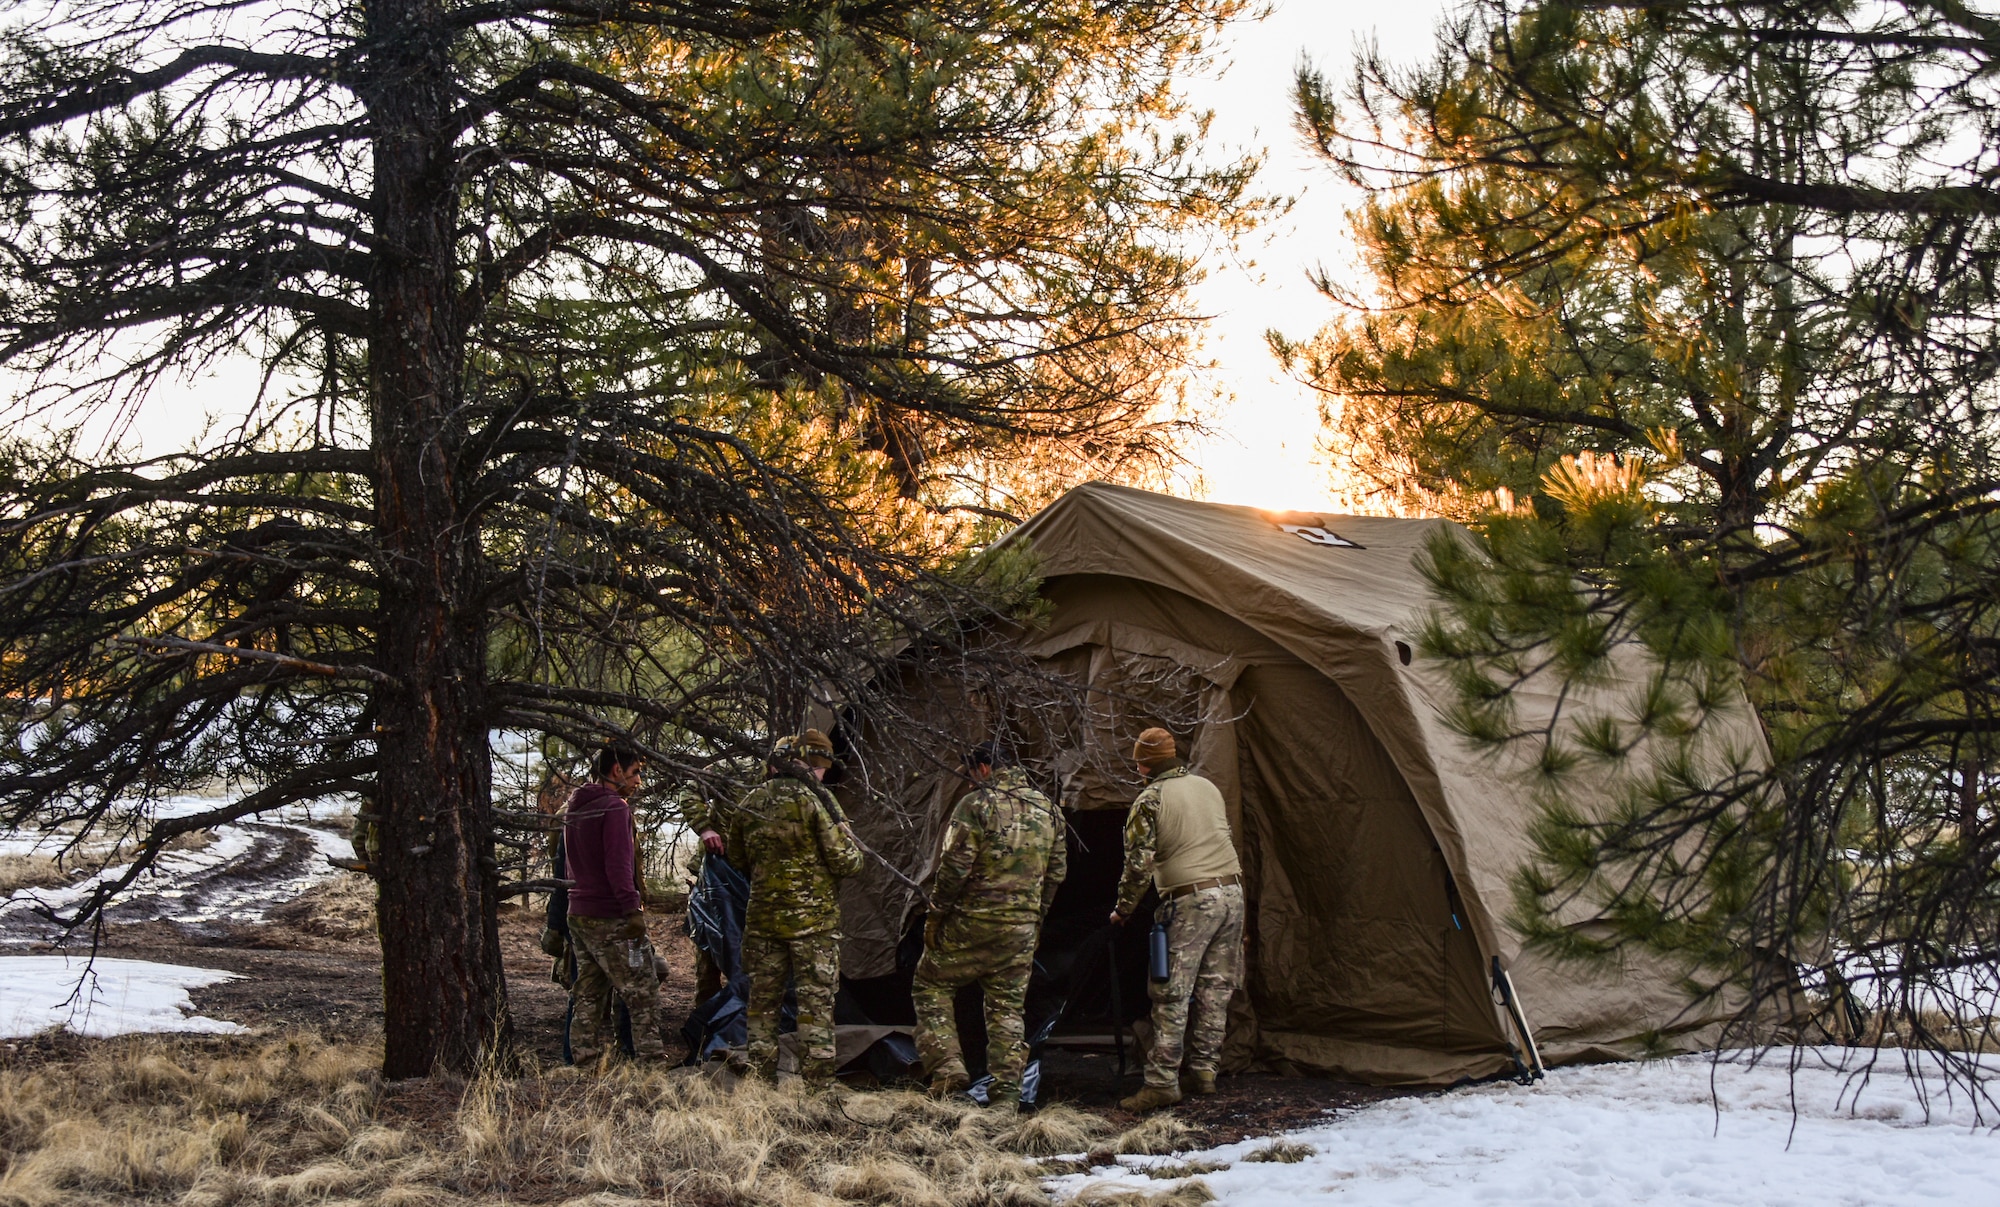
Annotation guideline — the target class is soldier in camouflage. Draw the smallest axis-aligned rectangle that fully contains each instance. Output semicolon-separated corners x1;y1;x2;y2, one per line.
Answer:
720;729;864;1086
912;741;1067;1110
1111;727;1244;1112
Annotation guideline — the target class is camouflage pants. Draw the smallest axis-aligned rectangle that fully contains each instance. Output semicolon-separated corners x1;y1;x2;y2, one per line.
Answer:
1144;883;1243;1089
743;927;840;1083
569;914;665;1064
912;919;1037;1097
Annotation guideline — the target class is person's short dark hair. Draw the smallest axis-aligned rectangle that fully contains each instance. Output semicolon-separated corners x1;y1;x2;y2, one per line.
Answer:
591;742;644;780
963;740;1015;771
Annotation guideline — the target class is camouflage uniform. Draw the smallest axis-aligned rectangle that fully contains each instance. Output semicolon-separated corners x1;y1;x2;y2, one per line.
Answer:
1117;765;1244;1091
913;766;1068;1102
724;773;864;1082
349;811;379;867
567;914;666;1064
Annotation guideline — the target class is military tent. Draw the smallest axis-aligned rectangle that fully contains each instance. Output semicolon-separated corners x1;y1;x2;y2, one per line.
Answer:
831;481;1753;1086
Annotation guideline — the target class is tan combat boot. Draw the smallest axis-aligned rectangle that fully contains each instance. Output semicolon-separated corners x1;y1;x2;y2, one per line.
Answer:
927;1069;971;1100
1180;1070;1217;1097
1119;1083;1183;1113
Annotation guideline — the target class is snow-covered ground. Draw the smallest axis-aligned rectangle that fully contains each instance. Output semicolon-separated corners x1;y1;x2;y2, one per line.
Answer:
0;955;244;1038
0;798;353;945
1054;1051;2000;1207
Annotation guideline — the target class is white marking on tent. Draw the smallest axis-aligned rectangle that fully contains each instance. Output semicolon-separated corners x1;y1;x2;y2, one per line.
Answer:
1277;523;1363;548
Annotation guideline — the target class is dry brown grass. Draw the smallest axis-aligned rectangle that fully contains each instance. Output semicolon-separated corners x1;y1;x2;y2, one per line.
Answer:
0;831;220;899
158;830;219;857
265;872;377;940
1040;1112;1206;1179
1067;1181;1214;1207
1107;1115;1194;1158
1241;1139;1314;1164
1855;1010;2000;1054
0;856;65;895
1139;1160;1227;1180
0;1033;1126;1206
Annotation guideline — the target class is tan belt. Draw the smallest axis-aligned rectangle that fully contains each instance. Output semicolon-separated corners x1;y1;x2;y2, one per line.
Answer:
1162;874;1240;900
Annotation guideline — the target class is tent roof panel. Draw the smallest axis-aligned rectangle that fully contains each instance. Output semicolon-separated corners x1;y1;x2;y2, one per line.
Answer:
1010;481;1458;639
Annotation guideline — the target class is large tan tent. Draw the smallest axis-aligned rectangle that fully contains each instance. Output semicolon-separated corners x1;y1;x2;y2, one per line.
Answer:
833;481;1750;1086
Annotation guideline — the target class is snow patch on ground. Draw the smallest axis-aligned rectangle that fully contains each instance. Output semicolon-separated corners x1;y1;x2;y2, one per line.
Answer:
0;956;244;1038
1053;1051;2000;1207
0;798;354;944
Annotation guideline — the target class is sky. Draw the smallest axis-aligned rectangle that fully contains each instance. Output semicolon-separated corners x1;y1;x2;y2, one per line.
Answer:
32;2;1452;514
1172;0;1448;513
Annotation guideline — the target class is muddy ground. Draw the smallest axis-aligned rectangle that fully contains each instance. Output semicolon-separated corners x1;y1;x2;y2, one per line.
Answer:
0;820;1407;1147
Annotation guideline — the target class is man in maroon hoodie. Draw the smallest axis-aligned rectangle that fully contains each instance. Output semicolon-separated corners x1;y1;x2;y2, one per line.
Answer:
562;742;665;1065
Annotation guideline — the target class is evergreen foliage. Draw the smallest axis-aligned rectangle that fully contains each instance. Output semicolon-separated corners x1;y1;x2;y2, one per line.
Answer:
1294;0;2000;1077
0;0;1259;1073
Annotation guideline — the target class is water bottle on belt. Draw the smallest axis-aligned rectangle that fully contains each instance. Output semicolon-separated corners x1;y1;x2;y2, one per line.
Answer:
1148;918;1170;983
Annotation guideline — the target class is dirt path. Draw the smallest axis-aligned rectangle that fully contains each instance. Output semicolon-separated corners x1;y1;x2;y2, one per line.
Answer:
0;811;353;946
1032;1045;1410;1142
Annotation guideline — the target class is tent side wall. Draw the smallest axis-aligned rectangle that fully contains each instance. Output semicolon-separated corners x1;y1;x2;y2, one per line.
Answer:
1032;577;1513;1083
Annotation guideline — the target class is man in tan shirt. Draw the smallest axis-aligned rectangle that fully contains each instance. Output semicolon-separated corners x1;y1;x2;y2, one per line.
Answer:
1110;727;1244;1112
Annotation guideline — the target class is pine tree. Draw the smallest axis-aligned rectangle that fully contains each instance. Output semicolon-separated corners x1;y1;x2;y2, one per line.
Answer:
0;0;1257;1075
1292;0;2000;1075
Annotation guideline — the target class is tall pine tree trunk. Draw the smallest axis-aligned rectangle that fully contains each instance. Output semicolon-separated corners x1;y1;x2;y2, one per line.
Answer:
363;0;512;1079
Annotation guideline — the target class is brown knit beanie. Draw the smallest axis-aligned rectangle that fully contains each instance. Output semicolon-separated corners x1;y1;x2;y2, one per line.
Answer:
798;728;836;768
771;728;837;769
1132;727;1177;765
